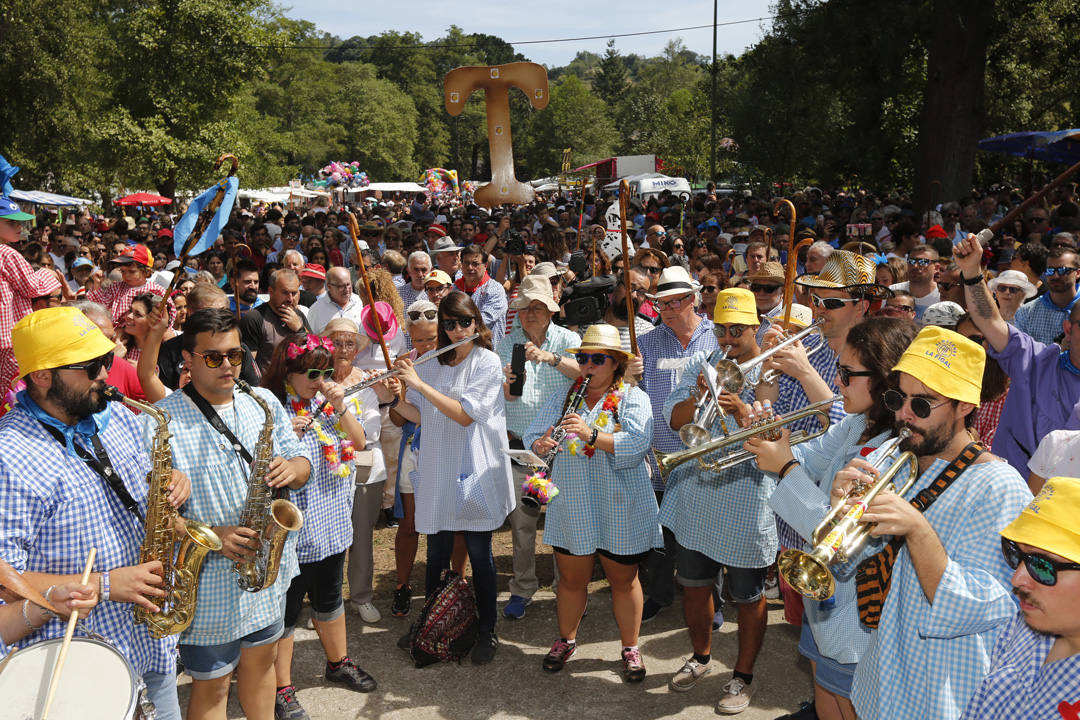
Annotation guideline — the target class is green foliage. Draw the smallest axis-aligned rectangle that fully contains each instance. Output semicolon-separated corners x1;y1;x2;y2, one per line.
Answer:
527;75;618;176
594;40;629;109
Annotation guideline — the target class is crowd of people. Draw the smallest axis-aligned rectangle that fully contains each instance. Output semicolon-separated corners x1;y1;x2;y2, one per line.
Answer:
0;179;1078;720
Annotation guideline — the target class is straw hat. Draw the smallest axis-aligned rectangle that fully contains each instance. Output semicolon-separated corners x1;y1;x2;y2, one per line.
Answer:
795;249;891;298
509;275;560;313
748;261;785;285
568;324;631;360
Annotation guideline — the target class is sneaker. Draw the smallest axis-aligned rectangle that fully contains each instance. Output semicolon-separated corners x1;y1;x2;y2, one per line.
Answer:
397;629;412;651
712;609;724;632
775;700;818;719
669;657;711;692
503;594;531;620
472;630;498;665
715;677;755;714
391;585;412;617
325;657;377;693
382;508;399;528
274;686;309;720
764;574;780;600
641;597;664;623
621;647;646;682
352;601;381;623
542;639;577;672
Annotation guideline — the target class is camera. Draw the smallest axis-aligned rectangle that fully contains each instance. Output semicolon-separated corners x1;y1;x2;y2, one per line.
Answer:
506;229;525;256
562;274;615;327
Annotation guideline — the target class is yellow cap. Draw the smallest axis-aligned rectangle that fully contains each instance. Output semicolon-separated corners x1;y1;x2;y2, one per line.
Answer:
1001;477;1080;565
713;288;759;326
892;326;984;405
12;307;116;381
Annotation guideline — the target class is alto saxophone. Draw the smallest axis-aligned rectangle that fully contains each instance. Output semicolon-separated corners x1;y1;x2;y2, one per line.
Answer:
232;379;304;592
103;386;222;638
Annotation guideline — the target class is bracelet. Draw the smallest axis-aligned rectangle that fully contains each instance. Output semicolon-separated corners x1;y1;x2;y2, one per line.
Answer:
962;273;984;286
102;570;111;602
589;428;599;445
778;459;800;479
42;585;58;618
21;600;39;633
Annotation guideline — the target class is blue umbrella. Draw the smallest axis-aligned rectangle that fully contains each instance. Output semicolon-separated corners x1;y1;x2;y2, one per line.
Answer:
977;129;1080;165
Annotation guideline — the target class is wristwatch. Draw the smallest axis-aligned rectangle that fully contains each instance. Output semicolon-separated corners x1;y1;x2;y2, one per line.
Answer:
547;353;561;367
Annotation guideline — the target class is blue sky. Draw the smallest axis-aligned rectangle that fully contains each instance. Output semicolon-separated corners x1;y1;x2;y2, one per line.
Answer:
281;0;776;67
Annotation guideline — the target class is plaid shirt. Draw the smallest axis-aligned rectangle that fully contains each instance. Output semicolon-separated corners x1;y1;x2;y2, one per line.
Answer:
150;386;311;646
88;279;172;328
0;401;177;675
523;384;661;556
1013;293;1078;345
974;389;1008;448
960;613;1080;720
851;457;1033;720
497;320;578;438
658;349;778;568
458;276;508;346
0;243;61;349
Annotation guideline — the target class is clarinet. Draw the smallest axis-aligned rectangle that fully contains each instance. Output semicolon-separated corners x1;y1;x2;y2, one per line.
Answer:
543;375;592;468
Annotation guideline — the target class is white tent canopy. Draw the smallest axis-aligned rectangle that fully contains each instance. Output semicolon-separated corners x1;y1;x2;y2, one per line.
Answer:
346;182;426;194
10;189;93;206
238;186;330;203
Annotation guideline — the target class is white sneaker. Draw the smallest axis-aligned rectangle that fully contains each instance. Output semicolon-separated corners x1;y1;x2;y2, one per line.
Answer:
764;575;780;600
669;658;711;692
353;601;381;623
715;677;755;714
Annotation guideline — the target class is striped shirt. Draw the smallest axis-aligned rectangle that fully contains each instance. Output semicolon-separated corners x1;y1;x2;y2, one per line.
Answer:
658;349;778;568
960;613;1080;720
150;386;311;646
523;384;661;556
0;400;177;675
496;320;578;438
850;457;1033;720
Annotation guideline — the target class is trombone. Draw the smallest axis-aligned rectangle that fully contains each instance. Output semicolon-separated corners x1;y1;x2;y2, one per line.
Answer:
777;429;919;600
679;345;730;448
714;318;827;394
654;396;838;479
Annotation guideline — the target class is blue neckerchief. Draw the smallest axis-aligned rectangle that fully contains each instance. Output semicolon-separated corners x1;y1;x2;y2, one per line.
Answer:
1060;351;1080;377
17;389;111;457
1039;291;1080;314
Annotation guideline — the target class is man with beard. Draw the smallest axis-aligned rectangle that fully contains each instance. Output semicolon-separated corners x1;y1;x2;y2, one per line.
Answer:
603;267;654;353
228;259;262;314
833;326;1031;720
1013;246;1080;345
456;244;507;345
0;306;192;719
960;476;1080;719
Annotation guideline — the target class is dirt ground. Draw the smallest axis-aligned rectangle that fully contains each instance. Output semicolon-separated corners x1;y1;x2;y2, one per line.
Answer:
177;516;812;719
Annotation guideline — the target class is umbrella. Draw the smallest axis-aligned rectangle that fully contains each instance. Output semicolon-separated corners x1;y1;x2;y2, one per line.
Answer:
977;129;1080;165
115;192;172;206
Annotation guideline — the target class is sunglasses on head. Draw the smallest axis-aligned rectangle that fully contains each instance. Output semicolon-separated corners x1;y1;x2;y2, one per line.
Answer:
882;388;951;419
835;362;873;385
191;348;244;368
60;351;114;378
907;257;934;267
714;324;750;338
1043;266;1078;277
750;283;781;294
301;367;334;380
441;317;475;331
811;294;861;311
1002;537;1080;586
574;352;613;366
408;309;438;321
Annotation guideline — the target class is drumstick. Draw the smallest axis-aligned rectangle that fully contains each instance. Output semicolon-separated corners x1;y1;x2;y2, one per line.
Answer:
40;547;96;720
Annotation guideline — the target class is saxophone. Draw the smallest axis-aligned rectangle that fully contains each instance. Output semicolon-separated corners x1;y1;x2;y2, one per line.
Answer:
103;385;222;638
232;379;304;592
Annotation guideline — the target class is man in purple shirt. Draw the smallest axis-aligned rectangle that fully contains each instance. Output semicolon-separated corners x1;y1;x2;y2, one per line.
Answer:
955;234;1080;490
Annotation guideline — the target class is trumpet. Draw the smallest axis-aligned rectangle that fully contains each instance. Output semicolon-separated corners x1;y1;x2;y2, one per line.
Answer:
654;396;838;479
713;318;826;393
777;429;919;600
679;345;730;448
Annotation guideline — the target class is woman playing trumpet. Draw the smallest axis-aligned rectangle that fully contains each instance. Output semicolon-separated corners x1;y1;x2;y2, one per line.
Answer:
745;317;918;720
524;324;659;681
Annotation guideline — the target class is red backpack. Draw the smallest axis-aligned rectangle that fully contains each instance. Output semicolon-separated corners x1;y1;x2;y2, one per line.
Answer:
409;570;478;667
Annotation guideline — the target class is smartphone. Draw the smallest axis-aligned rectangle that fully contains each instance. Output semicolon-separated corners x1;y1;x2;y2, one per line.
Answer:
509;343;526;397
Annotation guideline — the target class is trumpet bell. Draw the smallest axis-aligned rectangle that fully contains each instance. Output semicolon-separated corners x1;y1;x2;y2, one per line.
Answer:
679;423;713;447
714;360;745;394
778;548;836;601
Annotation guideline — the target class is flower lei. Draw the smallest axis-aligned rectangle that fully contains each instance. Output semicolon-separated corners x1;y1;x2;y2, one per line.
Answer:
290;392;358;479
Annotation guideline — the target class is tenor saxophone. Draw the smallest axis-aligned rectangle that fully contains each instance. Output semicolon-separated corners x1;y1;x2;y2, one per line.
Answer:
103;386;222;638
232;379;304;592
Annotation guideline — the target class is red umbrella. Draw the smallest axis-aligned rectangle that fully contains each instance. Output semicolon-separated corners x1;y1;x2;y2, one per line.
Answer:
115;192;172;206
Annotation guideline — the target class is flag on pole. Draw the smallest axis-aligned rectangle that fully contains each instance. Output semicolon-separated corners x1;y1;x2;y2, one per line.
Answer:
172;176;238;257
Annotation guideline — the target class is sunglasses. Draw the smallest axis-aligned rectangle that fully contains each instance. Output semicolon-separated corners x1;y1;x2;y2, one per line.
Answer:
655;294;693;310
907;257;934;267
640;266;662;275
965;333;987;345
1002;537;1080;586
574;352;613;366
1043;266;1078;277
191;348;244;368
811;294;861;311
60;351;114;378
441;317;475;331
882;388;951;419
750;283;781;294
836;362;873;385
881;304;916;314
701;285;718;293
995;285;1023;295
714;324;750;338
938;281;959;292
408;309;438;321
301;368;334;380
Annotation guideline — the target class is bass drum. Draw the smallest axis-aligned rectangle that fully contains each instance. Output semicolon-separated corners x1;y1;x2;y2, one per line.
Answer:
0;637;142;719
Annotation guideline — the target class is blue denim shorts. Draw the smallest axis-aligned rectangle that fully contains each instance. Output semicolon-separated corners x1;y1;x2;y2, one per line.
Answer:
798;621;856;697
673;539;767;603
178;619;284;680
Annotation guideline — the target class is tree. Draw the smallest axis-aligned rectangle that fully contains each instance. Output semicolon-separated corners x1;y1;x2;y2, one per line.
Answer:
594;40;628;109
338;64;420;180
528;75;618;176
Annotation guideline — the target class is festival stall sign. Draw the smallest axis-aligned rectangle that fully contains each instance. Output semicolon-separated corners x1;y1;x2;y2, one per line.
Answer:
115;192;173;206
444;62;550;208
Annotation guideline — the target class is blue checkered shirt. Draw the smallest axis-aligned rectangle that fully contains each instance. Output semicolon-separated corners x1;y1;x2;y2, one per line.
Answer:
399;282;426;350
0;402;177;675
497;321;578;438
524;385;661;556
639;319;719;491
460;277;508;346
960;613;1080;719
850;457;1033;720
151;386;312;646
657;349;778;568
767;413;891;665
1013;293;1078;345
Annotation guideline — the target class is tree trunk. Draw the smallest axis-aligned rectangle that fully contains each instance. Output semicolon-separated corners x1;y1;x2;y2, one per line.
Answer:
156;167;177;201
913;0;991;218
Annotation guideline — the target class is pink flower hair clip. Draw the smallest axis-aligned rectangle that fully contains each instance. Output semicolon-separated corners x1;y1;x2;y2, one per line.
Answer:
286;333;335;359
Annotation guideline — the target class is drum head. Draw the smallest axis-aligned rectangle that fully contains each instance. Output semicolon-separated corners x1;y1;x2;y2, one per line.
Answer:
0;637;137;719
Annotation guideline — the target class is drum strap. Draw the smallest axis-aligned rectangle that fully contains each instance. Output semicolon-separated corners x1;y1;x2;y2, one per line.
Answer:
38;423;144;523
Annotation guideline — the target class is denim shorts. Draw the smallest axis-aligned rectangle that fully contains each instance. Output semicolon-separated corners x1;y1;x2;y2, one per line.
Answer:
673;539;767;603
798;621;856;696
178;619;284;680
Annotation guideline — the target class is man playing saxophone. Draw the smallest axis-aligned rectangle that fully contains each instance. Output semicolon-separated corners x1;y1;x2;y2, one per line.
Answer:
154;308;311;720
0;307;191;719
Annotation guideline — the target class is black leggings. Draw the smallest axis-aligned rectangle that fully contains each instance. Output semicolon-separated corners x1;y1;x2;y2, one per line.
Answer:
426;530;497;633
283;551;346;630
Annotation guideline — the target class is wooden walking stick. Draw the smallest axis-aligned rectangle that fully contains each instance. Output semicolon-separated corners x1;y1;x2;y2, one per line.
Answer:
40;547;96;720
345;212;393;373
774;198;801;327
619;180;639;360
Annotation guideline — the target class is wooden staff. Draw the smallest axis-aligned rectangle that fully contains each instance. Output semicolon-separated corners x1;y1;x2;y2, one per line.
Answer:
577;177;588;237
619;180;638;358
345;212;393;373
774;198;799;326
0;557;58;615
228;242;252;321
987;157;1080;237
40;547;96;720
